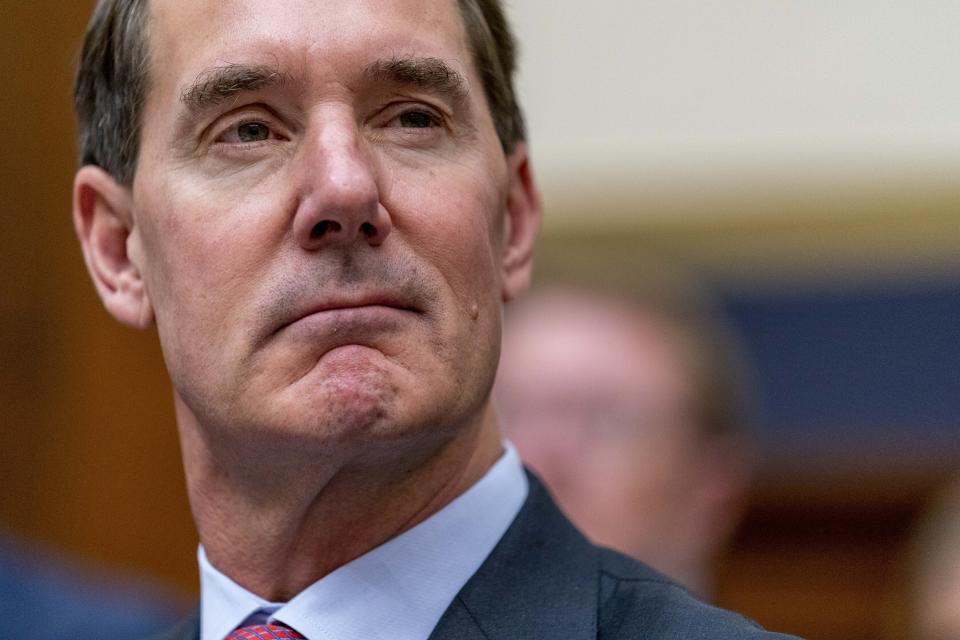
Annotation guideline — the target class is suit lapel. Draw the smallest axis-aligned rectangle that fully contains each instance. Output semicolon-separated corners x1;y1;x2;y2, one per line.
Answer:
428;596;493;640
429;473;598;640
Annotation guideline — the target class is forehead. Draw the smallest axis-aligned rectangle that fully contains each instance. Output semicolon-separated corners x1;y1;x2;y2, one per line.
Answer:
147;0;472;92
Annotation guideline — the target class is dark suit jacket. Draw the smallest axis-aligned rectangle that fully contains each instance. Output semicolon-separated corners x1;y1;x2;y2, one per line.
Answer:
150;474;802;640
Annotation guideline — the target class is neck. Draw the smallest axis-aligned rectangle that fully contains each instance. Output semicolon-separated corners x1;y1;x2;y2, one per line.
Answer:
178;400;504;601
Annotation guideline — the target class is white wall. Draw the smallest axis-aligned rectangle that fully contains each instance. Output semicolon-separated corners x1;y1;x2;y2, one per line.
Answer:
505;1;960;216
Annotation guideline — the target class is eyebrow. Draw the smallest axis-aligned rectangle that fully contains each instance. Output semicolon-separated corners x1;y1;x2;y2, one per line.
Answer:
180;63;289;113
364;56;469;104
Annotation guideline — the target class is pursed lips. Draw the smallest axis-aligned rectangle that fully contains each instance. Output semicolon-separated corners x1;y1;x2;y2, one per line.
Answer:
277;294;422;334
263;295;423;383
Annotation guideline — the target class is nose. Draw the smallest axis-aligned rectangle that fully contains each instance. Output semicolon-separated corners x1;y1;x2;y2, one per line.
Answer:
293;122;392;251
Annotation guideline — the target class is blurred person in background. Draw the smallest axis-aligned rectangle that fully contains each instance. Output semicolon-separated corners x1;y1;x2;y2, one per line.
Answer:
0;532;182;640
496;270;752;600
909;475;960;640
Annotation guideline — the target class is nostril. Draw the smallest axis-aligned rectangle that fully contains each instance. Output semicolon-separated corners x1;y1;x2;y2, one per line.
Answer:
311;220;342;238
360;222;376;237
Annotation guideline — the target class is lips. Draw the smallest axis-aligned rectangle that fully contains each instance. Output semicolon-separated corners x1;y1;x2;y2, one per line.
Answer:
276;293;421;334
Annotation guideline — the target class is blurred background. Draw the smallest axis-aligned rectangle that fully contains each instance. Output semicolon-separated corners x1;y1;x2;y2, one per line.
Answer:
2;1;960;638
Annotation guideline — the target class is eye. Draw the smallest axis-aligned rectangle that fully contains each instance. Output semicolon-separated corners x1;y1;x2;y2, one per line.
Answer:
216;119;283;144
396;110;437;128
380;105;443;130
367;103;449;147
236;122;271;142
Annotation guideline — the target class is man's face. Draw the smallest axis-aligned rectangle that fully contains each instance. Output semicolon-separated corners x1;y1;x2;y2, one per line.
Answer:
119;0;533;457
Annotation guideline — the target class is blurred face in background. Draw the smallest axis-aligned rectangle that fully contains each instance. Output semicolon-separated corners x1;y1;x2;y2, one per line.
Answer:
496;289;745;595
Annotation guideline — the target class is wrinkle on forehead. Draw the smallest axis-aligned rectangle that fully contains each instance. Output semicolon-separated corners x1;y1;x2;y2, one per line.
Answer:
149;0;469;69
138;0;483;155
142;0;480;134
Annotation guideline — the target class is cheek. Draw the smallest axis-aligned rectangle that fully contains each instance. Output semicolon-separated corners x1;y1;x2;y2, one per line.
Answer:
385;163;506;310
436;213;501;310
134;172;291;356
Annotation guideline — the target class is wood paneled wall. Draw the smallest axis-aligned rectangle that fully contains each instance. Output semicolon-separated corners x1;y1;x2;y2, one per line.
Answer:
0;0;198;593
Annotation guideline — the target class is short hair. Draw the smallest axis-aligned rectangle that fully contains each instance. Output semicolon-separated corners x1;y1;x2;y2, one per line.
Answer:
74;0;526;186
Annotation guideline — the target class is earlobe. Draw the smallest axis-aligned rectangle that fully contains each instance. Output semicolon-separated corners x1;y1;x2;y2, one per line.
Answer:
73;165;154;329
500;143;543;302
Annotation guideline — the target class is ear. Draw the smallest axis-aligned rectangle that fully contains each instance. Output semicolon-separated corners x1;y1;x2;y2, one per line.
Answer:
500;143;543;302
73;165;154;329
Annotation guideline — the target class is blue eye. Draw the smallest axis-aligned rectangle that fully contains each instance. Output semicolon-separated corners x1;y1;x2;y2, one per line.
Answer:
237;122;271;142
397;111;435;128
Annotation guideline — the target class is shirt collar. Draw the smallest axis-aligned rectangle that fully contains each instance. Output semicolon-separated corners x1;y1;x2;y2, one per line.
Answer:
199;443;528;640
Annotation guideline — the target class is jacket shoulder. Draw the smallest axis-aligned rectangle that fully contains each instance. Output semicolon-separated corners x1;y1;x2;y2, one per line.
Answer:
596;549;803;640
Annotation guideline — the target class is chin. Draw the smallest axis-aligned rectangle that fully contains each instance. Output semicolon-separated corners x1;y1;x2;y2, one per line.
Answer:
199;338;480;462
292;365;453;449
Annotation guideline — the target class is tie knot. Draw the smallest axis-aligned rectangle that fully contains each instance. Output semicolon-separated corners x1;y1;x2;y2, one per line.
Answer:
227;624;306;639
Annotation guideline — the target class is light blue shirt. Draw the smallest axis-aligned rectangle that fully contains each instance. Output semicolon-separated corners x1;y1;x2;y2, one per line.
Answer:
199;444;528;640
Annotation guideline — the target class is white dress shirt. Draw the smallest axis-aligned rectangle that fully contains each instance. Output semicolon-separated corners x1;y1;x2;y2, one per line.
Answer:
198;444;528;640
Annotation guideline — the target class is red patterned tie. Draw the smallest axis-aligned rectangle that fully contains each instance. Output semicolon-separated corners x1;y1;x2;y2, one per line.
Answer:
226;624;306;639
